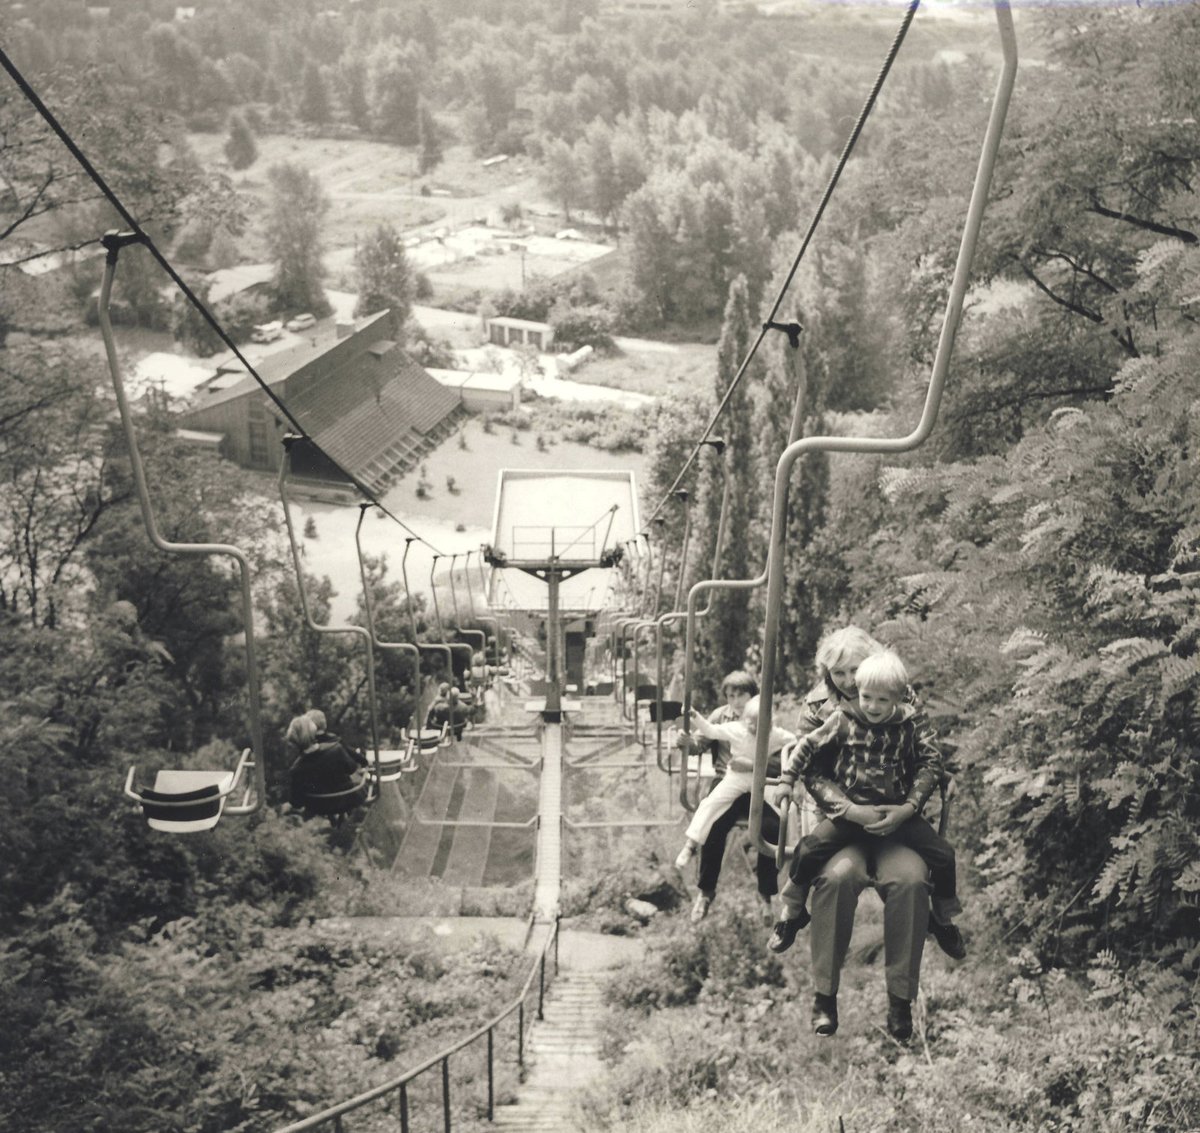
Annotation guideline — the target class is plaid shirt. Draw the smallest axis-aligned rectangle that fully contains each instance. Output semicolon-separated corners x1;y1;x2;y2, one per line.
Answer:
780;702;943;818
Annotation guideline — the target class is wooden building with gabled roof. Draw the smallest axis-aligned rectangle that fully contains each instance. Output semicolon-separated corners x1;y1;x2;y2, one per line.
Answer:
179;309;463;495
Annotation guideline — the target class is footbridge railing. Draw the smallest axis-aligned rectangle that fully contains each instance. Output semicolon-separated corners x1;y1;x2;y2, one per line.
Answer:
273;916;561;1133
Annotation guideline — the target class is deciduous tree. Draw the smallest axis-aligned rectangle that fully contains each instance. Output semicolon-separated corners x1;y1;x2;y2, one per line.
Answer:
264;162;331;316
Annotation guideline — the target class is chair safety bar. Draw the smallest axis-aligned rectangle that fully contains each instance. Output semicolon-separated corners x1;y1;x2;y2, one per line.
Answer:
750;0;1017;856
98;236;265;816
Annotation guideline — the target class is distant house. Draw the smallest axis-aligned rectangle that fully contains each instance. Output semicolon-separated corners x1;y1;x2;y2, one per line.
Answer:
486;316;554;352
427;368;522;412
179;310;463;495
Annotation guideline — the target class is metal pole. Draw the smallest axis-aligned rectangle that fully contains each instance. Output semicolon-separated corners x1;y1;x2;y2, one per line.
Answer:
537;951;546;1020
97;238;265;810
487;1028;494;1120
749;0;1018;854
402;537;453;686
356;505;421;734
442;1057;451;1133
280;444;380;764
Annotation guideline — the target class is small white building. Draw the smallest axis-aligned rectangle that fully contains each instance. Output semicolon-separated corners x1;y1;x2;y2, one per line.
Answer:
427;368;522;412
486;316;554;352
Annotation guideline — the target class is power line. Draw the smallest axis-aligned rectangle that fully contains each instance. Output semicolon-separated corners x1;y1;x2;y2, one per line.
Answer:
644;0;921;527
0;46;447;555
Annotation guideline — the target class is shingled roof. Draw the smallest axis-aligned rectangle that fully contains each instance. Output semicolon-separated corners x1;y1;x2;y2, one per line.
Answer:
288;341;458;481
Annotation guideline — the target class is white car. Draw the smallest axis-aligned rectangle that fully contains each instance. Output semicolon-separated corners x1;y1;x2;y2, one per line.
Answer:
250;320;283;343
286;313;317;332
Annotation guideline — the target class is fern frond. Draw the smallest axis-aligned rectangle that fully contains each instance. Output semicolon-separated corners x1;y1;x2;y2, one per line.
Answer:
878;465;944;504
1158;654;1200;703
1098;637;1169;678
1001;627;1046;656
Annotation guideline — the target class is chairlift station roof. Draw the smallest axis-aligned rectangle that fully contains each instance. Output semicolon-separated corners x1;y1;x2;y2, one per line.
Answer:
490;469;639;612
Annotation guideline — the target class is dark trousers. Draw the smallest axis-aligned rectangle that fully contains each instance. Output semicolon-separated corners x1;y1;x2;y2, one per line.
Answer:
696;790;781;899
789;815;959;916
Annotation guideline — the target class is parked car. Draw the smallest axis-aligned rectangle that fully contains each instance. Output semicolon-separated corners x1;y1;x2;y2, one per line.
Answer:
251;320;283;343
286;313;317;332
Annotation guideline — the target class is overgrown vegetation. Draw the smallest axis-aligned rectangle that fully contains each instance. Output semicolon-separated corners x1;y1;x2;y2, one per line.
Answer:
2;2;1200;1130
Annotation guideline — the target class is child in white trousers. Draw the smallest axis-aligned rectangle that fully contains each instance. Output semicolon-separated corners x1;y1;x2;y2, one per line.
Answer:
675;695;796;869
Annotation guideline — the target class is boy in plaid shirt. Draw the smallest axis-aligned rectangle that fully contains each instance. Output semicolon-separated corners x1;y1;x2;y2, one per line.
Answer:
768;650;965;960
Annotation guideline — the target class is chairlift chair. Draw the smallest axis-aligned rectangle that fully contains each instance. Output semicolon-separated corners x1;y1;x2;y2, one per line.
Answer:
124;748;256;833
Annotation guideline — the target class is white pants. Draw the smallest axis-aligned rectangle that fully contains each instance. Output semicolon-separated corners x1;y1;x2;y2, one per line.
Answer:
685;771;779;845
685;769;814;848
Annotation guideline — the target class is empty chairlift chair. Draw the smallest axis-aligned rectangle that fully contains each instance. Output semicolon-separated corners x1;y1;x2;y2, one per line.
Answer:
124;749;257;833
98;233;266;833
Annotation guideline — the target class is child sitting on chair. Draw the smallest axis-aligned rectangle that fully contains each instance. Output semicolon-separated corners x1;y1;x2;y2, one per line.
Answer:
675;695;796;870
768;650;965;959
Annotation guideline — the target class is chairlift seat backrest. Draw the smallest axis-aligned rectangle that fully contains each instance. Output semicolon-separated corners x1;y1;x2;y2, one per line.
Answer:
140;769;235;833
303;768;371;816
649;699;683;723
374;749;414;783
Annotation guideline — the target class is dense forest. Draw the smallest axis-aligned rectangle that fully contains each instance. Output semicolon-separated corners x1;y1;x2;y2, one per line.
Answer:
2;0;1199;1130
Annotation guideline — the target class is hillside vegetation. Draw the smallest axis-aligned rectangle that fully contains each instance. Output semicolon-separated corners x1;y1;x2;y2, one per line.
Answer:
0;2;1198;1131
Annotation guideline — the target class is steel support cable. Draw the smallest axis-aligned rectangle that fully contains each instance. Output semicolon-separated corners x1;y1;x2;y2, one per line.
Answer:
642;0;921;530
0;48;447;557
747;0;1019;857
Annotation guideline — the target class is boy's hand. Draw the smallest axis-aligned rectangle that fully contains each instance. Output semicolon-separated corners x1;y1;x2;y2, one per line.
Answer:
844;803;886;828
864;802;917;836
770;783;793;807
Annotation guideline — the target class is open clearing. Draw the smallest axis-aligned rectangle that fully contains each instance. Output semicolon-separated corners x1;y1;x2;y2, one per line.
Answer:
291;414;649;623
187;134;545;253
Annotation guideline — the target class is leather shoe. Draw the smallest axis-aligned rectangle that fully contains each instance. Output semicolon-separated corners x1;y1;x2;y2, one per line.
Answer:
930;919;967;960
812;992;838;1036
766;910;810;953
887;993;913;1042
690;892;712;923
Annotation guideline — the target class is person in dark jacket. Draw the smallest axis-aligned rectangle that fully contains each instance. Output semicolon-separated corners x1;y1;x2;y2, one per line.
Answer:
286;714;368;820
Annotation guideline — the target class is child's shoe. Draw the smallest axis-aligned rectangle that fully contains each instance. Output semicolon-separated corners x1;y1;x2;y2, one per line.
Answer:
886;993;913;1043
690;892;713;923
766;909;810;953
674;842;697;870
811;992;838;1036
929;919;967;960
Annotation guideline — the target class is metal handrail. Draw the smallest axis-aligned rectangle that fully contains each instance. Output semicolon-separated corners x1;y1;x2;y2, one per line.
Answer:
749;0;1018;855
97;235;265;811
273;916;561;1133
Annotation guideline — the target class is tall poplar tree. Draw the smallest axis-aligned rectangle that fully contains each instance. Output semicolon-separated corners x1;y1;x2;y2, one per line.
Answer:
265;163;331;316
693;274;760;690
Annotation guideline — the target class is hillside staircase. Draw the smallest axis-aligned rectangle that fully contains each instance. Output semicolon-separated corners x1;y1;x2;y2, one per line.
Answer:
494;935;645;1131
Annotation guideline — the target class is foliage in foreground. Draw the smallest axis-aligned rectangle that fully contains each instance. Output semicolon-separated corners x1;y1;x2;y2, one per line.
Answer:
580;902;1200;1133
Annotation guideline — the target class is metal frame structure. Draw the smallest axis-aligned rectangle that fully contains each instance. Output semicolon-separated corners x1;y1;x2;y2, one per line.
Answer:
748;0;1018;854
279;438;381;779
98;233;265;820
